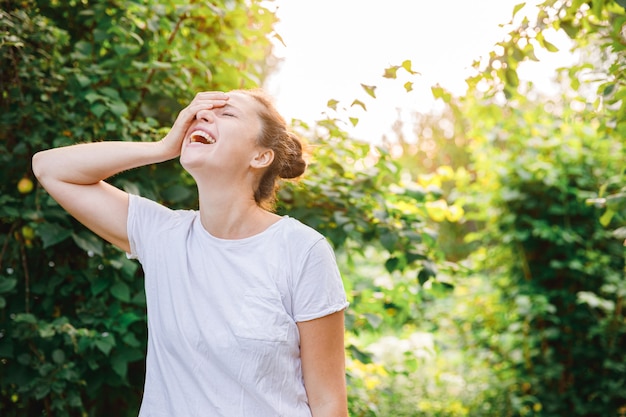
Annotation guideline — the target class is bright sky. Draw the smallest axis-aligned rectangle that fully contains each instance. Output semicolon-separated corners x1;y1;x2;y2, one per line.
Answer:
264;0;573;143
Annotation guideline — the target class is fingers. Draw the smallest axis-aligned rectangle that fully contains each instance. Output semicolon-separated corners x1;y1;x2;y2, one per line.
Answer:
160;92;229;156
194;91;229;101
191;91;229;110
177;91;229;121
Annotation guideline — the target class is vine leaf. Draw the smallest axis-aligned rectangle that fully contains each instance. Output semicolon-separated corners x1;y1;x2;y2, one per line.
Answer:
351;99;367;111
360;83;377;98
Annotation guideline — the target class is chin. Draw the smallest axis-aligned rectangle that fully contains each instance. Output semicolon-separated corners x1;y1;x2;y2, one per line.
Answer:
179;153;200;173
181;155;213;183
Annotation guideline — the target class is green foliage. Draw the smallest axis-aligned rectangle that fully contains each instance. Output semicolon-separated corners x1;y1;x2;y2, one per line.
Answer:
456;1;626;415
4;0;624;416
343;1;626;416
276;109;451;337
464;90;625;416
0;0;278;415
0;2;445;416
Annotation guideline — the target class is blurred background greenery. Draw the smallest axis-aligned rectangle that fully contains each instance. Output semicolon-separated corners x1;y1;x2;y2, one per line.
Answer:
1;0;625;416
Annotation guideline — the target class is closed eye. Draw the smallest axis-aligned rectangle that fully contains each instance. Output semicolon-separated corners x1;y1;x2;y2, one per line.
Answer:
219;104;239;118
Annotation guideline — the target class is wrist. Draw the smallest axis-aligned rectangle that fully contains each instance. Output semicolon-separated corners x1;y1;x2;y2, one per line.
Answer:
156;136;182;161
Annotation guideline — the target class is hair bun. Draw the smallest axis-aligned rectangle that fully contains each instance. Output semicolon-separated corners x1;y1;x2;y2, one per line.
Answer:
278;132;306;179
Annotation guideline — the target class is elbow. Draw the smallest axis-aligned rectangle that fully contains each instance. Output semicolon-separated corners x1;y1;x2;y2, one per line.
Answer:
32;150;53;186
31;151;46;182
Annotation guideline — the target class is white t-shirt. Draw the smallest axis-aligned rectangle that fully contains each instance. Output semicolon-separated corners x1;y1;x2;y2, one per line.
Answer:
126;194;349;417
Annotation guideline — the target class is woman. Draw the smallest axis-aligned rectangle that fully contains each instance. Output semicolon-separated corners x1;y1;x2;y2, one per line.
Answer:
32;90;350;417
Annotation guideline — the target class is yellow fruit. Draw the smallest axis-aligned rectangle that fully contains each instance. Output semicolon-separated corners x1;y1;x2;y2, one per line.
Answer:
21;225;35;241
17;178;34;194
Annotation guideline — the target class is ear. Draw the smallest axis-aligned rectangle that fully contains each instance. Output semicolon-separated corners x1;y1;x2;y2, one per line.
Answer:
250;148;274;169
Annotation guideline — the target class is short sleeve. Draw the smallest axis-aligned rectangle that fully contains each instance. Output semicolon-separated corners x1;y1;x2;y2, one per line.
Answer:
292;239;349;322
126;193;177;261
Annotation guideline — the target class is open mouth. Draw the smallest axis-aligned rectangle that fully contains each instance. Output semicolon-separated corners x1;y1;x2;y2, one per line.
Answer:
190;130;216;144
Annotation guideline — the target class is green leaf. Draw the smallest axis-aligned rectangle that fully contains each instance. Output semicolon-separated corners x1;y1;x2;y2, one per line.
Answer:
75;73;91;87
418;260;437;285
122;332;141;347
602;83;615;97
94;333;115;356
385;257;400;273
118;312;141;328
347;344;372;364
512;2;526;18
110;282;131;302
84;92;102;104
0;277;17;293
91;276;109;296
383;65;399;79
591;0;603;18
326;99;339;111
406;251;427;264
360;83;377;98
99;87;120;100
34;383;50;400
404;81;413;92
91;103;107;118
543;40;559;52
72;231;104;256
559;19;579;38
363;313;383;329
430;281;454;296
272;32;286;47
109;101;128;117
74;40;92;56
505;68;519;87
351;99;367;111
600;209;615;227
401;59;419;75
431;85;451;102
349;117;359;127
15;313;37;324
51;349;66;364
110;255;139;279
36;222;72;249
380;230;398;252
111;353;128;378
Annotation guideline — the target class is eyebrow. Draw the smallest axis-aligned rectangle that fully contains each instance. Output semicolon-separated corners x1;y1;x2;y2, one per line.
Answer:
220;103;240;112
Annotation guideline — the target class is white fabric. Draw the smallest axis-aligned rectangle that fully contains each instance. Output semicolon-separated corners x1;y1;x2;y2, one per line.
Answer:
126;194;349;417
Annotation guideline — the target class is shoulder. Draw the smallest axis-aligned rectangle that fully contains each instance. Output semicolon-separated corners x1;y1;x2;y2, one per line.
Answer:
128;193;198;234
278;216;327;247
273;217;339;272
127;194;198;260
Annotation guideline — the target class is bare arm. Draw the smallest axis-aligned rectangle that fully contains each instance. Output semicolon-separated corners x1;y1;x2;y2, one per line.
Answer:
32;141;175;252
297;311;349;417
32;92;229;253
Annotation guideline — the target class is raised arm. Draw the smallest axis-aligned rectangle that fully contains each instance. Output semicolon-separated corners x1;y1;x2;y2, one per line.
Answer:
32;91;229;253
32;141;175;252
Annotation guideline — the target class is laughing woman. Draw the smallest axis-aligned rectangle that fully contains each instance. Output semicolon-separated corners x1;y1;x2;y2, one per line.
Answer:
32;90;349;417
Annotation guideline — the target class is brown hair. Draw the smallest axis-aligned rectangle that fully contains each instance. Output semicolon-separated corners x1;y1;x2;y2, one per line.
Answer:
235;89;306;210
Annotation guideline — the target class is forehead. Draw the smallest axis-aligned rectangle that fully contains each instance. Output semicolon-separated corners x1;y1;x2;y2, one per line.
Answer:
226;92;264;115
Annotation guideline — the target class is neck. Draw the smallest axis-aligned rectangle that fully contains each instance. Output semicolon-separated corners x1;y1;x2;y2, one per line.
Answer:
195;180;279;239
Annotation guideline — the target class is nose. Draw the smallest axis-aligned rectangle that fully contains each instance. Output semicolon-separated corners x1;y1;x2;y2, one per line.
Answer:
196;109;215;123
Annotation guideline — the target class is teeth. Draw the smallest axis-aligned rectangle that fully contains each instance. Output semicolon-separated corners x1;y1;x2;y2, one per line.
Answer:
190;130;215;144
